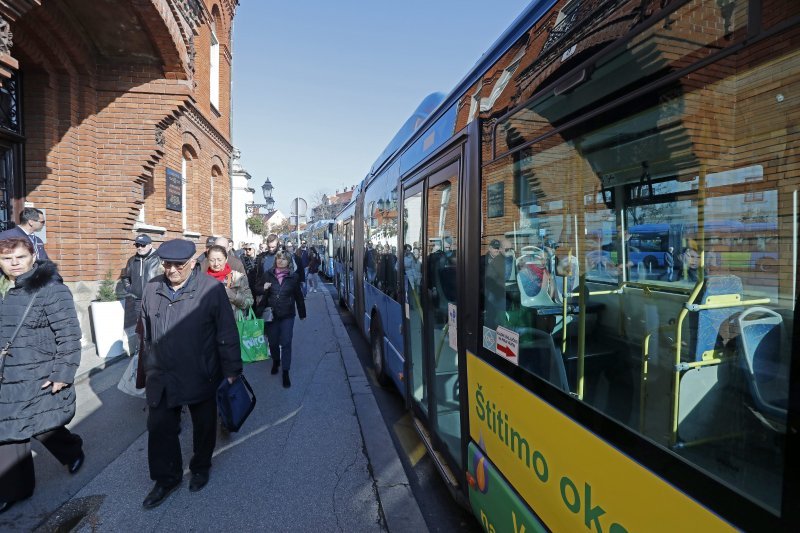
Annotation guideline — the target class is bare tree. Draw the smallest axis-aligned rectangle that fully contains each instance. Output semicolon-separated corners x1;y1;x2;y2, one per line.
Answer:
310;189;336;221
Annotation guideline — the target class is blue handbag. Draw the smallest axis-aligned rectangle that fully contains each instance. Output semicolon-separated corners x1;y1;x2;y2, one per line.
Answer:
217;375;256;432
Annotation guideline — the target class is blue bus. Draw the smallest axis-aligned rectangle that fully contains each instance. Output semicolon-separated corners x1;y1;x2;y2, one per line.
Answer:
333;1;799;530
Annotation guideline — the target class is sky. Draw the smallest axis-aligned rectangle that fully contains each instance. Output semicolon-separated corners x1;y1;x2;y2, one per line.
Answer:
231;0;532;216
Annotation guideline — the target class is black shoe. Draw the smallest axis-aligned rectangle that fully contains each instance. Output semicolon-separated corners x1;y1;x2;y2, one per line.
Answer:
189;471;209;493
68;452;85;474
271;360;280;375
282;371;291;388
142;481;180;510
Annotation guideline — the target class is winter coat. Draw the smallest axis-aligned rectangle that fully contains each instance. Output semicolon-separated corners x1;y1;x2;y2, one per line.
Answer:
207;269;254;314
0;261;82;443
140;267;242;408
199;253;246;277
255;268;306;320
308;255;321;275
123;250;163;299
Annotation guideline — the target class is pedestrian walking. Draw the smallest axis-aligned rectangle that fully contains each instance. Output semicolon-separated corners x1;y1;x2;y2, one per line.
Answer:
121;234;163;333
205;244;253;314
307;248;321;293
199;237;246;276
0;207;48;260
0;237;83;514
241;243;258;295
255;250;306;388
139;239;242;509
664;246;675;281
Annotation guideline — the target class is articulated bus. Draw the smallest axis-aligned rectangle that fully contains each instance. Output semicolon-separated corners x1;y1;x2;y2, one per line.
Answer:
333;1;800;530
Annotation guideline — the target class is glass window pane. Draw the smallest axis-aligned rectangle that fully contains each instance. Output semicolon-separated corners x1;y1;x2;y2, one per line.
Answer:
480;20;798;512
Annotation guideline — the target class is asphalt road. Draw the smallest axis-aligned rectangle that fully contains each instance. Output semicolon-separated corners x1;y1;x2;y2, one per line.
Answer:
323;282;481;533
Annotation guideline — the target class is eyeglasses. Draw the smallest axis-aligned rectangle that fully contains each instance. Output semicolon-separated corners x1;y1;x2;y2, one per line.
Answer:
134;243;148;248
161;259;192;270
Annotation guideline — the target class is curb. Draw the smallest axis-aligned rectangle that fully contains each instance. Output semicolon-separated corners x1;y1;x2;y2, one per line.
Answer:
323;288;429;533
74;348;129;385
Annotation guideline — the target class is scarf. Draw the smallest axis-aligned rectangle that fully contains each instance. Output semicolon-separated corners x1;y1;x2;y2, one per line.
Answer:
207;263;232;284
274;267;289;285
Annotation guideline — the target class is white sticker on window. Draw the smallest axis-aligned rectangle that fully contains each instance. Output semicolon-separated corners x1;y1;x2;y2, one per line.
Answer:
495;326;519;365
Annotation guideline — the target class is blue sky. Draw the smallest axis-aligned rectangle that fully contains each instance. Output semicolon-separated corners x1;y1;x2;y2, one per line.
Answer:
231;1;531;215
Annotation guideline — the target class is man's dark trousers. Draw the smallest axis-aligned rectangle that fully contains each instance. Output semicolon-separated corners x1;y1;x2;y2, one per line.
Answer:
147;395;217;485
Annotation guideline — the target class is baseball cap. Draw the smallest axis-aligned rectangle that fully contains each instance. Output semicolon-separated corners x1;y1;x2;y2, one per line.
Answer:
134;234;152;246
489;239;501;249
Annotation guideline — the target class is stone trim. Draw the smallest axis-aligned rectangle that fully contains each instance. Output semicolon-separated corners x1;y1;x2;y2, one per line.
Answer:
134;223;167;234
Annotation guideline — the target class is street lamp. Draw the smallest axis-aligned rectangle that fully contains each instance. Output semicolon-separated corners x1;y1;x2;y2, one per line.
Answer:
263;178;275;212
245;177;276;215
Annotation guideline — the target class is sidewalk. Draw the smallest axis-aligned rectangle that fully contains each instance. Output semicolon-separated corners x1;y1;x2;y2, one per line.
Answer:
42;287;427;532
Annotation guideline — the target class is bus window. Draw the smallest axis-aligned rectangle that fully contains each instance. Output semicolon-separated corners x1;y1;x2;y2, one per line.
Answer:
479;19;797;512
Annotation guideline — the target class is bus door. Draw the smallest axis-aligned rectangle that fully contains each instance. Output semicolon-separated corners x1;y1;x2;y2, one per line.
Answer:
344;219;354;309
402;159;462;466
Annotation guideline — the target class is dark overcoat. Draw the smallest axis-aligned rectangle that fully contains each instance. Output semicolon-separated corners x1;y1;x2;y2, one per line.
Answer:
140;267;242;408
255;268;306;320
0;261;82;443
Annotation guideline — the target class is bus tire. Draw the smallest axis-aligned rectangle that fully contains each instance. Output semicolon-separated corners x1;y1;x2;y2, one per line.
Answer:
371;321;390;386
643;255;658;270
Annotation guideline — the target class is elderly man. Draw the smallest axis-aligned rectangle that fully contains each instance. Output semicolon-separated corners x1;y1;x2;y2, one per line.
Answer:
139;239;242;509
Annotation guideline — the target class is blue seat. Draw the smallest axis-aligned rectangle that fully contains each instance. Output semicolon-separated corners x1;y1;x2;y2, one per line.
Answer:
736;307;788;431
691;275;743;361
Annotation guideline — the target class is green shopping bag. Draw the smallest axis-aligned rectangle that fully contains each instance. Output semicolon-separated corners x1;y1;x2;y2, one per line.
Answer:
236;308;270;363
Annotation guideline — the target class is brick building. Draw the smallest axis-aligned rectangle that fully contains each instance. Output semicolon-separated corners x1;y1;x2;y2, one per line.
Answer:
0;0;238;345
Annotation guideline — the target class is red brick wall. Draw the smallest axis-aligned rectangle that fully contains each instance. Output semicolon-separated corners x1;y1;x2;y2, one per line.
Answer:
9;0;237;282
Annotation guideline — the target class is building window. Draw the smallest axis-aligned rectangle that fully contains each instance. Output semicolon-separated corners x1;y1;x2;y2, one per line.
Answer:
137;183;146;223
210;28;220;111
468;84;483;123
181;155;188;231
481;48;525;112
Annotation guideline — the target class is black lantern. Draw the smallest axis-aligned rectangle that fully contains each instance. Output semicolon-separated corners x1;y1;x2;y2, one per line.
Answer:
262;178;275;212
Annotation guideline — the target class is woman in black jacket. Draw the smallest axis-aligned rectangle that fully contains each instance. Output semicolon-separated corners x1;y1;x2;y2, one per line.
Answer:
256;250;306;388
0;237;84;514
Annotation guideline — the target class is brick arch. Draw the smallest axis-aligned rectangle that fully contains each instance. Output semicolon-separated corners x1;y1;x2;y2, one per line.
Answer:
133;0;192;80
182;131;202;156
210;4;227;44
210;154;225;173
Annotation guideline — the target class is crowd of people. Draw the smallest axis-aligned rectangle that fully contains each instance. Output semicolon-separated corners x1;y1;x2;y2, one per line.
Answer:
0;211;326;513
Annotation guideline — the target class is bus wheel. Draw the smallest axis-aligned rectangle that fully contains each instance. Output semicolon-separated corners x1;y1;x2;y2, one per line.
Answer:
371;323;390;386
643;255;658;271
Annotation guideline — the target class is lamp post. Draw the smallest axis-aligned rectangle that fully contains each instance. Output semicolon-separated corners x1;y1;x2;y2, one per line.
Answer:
262;178;274;210
246;178;276;214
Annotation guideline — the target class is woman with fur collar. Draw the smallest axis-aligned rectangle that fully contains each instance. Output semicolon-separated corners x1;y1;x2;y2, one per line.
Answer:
0;237;84;514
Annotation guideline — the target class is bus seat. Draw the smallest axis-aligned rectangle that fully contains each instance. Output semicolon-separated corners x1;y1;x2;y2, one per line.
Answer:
517;328;569;393
736;307;788;431
516;250;557;308
691;275;743;361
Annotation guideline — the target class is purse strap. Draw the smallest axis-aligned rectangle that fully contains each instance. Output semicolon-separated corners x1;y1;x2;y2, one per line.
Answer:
0;288;41;381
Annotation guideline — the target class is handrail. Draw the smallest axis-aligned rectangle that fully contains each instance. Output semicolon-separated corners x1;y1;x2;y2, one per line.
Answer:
685;298;770;311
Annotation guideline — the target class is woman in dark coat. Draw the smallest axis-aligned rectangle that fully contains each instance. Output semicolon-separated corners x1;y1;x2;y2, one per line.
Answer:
0;237;84;513
256;250;306;388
